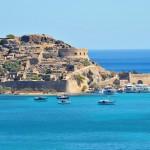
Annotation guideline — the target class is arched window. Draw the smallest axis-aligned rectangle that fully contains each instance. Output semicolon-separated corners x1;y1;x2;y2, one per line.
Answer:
137;80;143;84
74;52;77;55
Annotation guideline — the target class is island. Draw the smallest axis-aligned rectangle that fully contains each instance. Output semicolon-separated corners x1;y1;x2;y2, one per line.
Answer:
0;34;149;94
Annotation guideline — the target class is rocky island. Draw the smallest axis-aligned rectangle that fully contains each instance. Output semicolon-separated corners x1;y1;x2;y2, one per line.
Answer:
0;34;118;94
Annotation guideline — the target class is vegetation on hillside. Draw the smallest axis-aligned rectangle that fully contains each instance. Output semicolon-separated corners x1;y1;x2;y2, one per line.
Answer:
3;60;21;72
29;74;41;81
74;74;85;86
82;85;87;92
82;59;91;66
0;66;5;76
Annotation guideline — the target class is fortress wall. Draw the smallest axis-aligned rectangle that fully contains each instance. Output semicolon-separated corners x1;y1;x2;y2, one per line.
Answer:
129;73;150;85
0;81;67;92
0;80;87;93
66;79;89;93
58;48;88;59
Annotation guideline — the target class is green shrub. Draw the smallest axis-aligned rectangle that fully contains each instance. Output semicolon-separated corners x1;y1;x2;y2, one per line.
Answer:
0;66;5;76
45;69;51;74
6;34;15;39
30;74;41;81
0;86;12;92
0;39;7;45
42;74;50;81
82;59;91;66
3;60;20;72
82;85;87;92
74;74;85;86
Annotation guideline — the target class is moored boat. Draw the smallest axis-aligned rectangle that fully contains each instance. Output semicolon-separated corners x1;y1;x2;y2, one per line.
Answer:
124;84;150;93
98;99;115;105
124;84;136;93
57;94;69;99
135;84;150;93
57;94;70;104
34;96;48;101
99;86;116;95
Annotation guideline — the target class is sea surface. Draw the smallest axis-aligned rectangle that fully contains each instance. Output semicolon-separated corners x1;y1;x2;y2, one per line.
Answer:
0;94;150;150
89;49;150;73
0;50;150;150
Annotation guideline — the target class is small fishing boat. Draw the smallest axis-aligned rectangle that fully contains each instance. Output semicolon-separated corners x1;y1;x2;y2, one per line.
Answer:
34;96;48;101
57;94;70;104
57;94;69;100
98;99;115;105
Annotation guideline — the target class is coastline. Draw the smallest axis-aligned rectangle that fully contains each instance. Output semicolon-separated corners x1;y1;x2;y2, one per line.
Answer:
0;90;89;96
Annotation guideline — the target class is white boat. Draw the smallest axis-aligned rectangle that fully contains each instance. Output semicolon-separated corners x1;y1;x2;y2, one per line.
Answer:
57;94;69;100
57;94;70;104
125;84;150;93
124;84;136;93
98;99;115;105
100;86;116;95
135;84;150;93
34;96;48;101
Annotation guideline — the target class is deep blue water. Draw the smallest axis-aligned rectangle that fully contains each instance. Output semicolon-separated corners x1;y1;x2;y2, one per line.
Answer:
89;49;150;73
0;94;150;150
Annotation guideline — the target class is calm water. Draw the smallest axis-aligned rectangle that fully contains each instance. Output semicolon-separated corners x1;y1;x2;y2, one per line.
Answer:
89;49;150;73
0;94;150;150
0;50;150;149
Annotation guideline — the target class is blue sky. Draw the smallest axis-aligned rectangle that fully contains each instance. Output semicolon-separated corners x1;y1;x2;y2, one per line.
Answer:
0;0;150;49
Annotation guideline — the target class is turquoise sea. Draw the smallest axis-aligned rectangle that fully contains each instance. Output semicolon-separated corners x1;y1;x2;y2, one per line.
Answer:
0;94;150;150
0;50;150;150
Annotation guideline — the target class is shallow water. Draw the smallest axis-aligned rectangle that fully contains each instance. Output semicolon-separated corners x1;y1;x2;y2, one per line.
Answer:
0;94;150;150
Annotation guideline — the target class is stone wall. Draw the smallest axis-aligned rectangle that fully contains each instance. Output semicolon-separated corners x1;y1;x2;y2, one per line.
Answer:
66;79;88;93
129;73;150;85
0;81;67;92
58;48;88;59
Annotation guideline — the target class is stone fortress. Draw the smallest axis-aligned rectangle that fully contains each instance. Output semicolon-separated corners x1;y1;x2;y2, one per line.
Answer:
0;34;115;93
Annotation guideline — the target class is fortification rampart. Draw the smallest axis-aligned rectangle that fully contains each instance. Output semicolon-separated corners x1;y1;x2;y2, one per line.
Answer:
129;73;150;85
0;81;67;92
58;48;88;59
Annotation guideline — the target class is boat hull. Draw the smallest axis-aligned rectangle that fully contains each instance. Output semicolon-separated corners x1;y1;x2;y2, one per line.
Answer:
98;100;115;105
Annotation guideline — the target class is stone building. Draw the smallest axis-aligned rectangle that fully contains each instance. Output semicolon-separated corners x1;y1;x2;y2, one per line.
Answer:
129;73;150;85
58;48;88;59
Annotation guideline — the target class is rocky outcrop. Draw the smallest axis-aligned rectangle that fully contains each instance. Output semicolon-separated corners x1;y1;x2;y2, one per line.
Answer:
20;34;55;44
65;65;117;93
